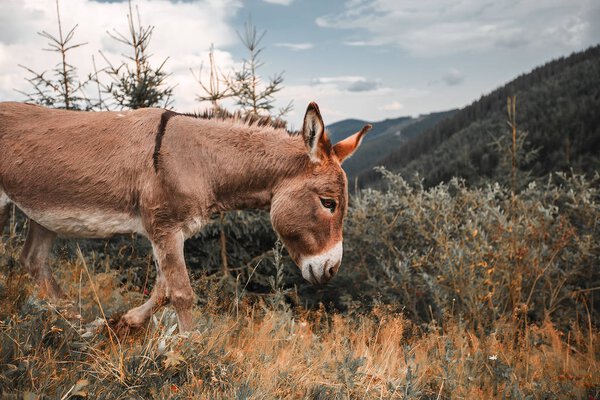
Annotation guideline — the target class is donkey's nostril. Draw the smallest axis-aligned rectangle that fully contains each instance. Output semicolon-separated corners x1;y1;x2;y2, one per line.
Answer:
327;266;335;278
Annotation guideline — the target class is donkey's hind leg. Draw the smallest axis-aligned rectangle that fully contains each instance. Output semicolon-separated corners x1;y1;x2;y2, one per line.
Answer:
0;205;8;236
21;219;63;299
0;192;9;236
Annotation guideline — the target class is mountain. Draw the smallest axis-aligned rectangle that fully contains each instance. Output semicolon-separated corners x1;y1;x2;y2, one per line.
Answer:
327;110;458;182
327;119;374;143
358;45;600;188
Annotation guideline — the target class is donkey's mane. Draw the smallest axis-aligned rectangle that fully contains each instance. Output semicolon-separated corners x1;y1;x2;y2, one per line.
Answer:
180;108;296;133
153;108;299;171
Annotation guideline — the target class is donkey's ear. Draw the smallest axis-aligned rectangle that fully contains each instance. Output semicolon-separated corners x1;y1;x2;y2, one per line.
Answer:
333;124;372;163
302;102;326;162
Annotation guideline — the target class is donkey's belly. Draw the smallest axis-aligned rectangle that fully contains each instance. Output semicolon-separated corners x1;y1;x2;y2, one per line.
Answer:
16;201;147;238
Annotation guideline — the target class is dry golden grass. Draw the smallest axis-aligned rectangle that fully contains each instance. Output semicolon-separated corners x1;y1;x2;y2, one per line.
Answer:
0;248;598;399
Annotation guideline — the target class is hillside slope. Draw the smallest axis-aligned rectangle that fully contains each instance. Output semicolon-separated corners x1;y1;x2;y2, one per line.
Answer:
358;45;600;187
327;110;457;182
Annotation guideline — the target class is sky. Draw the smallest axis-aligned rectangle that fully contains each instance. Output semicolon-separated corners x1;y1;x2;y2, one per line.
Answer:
1;0;599;128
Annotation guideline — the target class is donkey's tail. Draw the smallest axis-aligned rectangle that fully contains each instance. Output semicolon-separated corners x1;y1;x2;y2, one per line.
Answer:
0;102;13;234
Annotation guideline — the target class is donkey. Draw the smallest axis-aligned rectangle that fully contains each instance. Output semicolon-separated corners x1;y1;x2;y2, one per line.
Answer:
0;101;370;331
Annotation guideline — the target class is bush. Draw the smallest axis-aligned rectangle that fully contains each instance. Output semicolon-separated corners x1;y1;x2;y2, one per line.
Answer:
341;169;600;331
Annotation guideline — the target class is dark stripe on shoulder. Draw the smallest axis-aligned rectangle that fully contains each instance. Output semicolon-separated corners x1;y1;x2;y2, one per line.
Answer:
153;110;179;172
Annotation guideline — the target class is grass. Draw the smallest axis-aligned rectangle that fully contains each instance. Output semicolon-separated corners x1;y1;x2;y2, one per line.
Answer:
0;270;597;399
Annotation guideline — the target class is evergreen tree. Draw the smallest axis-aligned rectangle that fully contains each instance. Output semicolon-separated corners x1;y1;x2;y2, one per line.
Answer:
18;0;91;110
98;0;173;109
225;17;292;117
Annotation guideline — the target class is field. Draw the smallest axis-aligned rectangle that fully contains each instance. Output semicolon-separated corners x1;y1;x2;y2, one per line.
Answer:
1;170;599;399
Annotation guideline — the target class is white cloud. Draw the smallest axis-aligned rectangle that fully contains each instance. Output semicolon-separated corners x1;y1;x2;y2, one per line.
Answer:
342;40;372;47
442;68;464;86
317;0;600;56
0;0;241;112
262;0;294;5
311;76;384;93
346;79;380;92
311;76;365;84
275;42;314;51
276;82;428;128
381;101;403;111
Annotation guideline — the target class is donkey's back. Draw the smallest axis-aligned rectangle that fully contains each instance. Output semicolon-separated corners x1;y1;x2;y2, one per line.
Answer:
0;102;160;179
0;102;162;238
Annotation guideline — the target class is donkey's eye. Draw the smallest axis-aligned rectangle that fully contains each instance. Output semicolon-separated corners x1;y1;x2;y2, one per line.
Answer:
320;198;337;213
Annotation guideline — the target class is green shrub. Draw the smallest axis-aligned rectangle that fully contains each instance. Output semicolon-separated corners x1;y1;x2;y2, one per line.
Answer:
341;169;600;330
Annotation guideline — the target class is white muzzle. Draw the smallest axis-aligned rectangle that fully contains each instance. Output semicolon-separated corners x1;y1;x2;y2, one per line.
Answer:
300;241;343;285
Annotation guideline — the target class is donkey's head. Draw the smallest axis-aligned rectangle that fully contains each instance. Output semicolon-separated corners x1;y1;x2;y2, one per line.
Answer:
270;102;371;285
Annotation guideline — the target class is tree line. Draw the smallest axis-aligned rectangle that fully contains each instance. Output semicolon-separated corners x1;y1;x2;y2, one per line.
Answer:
18;0;291;118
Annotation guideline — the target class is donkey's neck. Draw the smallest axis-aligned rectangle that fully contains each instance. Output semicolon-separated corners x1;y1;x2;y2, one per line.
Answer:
169;117;308;212
209;126;308;212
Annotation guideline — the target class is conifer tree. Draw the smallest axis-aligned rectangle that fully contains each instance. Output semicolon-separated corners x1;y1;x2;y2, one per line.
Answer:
18;0;91;110
225;17;292;117
99;0;173;109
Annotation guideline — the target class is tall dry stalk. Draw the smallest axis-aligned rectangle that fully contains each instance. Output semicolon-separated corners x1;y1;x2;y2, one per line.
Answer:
507;96;518;202
219;213;229;276
192;44;232;111
506;96;523;312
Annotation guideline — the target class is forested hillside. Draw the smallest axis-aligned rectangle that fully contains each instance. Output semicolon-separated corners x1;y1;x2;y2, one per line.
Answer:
359;45;600;187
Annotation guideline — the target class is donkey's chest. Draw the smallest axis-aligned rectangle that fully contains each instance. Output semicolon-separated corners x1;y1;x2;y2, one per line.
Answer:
181;216;205;239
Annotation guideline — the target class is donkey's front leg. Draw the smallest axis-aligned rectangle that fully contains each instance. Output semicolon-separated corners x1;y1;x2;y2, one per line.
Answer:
121;231;195;331
120;262;166;328
151;231;195;332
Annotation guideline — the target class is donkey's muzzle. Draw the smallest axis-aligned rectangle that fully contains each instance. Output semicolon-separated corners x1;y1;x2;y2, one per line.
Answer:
300;242;343;285
304;261;339;285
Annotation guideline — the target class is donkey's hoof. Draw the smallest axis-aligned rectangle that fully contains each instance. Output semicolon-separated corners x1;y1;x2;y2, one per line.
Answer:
109;314;136;336
119;308;149;330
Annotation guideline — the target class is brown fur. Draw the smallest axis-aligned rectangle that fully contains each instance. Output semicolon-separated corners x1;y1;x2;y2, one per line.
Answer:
0;101;369;331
